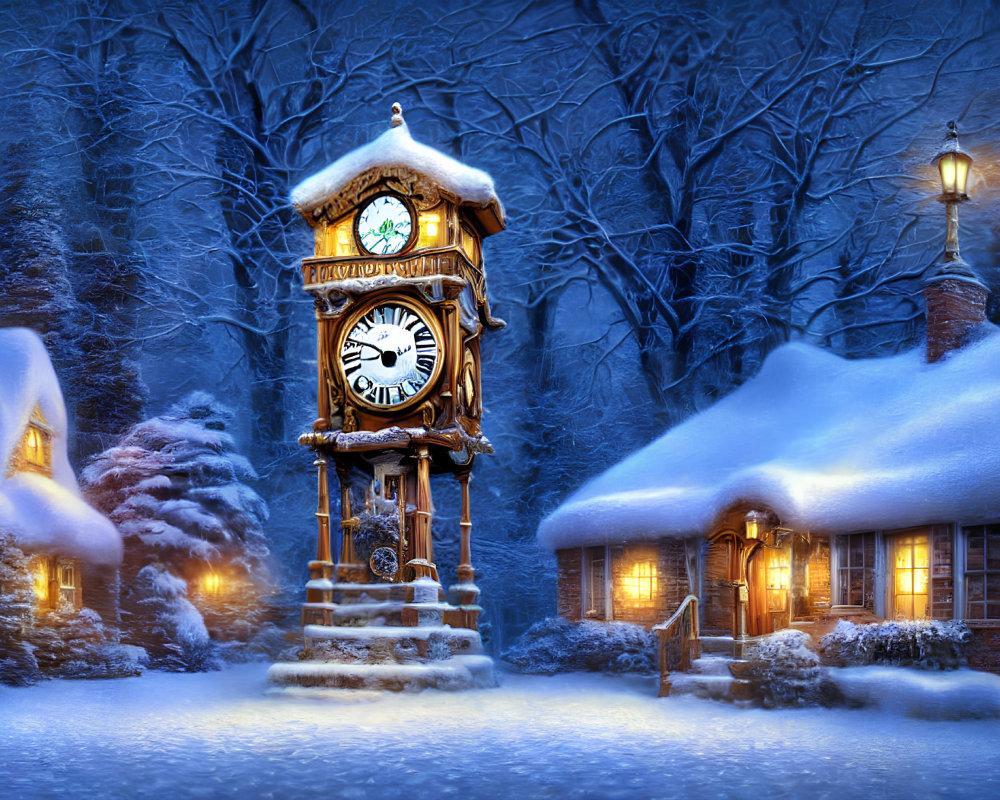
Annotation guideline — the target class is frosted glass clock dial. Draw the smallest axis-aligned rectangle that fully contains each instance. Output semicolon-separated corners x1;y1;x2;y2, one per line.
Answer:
356;195;413;255
340;302;440;409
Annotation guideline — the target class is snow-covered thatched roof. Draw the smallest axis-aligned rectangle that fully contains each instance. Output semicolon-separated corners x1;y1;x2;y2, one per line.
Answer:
538;332;1000;552
0;327;121;565
291;112;504;232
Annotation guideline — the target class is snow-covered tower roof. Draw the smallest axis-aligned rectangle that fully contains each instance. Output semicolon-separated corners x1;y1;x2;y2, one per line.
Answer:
290;104;505;236
0;327;121;565
538;332;1000;552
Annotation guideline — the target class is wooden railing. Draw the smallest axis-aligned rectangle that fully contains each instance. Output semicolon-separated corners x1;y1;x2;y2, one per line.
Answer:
653;594;700;697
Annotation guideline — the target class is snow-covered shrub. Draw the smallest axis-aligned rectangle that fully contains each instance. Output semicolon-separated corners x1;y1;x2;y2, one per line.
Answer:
29;606;147;679
819;619;970;670
81;392;274;669
739;629;836;707
502;617;656;674
0;533;41;685
128;565;218;672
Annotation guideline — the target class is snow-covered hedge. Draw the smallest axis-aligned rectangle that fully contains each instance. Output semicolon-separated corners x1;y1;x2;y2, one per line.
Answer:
739;629;836;707
819;619;970;670
502;617;656;674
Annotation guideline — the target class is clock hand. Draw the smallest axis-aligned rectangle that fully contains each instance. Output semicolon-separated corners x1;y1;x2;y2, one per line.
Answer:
346;337;386;356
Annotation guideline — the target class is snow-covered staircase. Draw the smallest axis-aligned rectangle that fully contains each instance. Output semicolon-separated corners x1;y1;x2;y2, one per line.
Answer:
662;636;753;702
267;576;494;692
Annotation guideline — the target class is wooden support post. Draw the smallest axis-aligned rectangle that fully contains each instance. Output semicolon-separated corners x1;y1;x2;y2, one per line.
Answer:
314;317;330;430
408;446;439;581
457;470;474;584
335;464;365;583
314;457;331;563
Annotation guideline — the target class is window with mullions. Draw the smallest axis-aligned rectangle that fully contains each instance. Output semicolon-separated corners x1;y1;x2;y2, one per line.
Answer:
964;525;1000;621
836;532;874;609
584;546;607;619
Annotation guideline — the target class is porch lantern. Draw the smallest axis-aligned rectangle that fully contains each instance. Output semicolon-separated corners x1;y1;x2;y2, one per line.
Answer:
744;510;770;541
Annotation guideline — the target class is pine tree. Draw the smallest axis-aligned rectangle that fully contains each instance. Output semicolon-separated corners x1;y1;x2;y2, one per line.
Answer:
81;391;275;669
0;533;41;686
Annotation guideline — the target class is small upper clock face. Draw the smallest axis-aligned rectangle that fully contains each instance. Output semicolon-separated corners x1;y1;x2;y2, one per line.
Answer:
340;302;440;408
356;195;413;255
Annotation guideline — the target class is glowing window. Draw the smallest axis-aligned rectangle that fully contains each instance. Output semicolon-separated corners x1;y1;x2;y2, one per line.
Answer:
621;561;657;606
19;421;51;476
766;548;790;612
417;211;443;249
32;557;49;604
893;534;929;619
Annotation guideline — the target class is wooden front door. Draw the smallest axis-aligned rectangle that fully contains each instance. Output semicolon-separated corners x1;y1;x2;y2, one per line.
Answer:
748;544;791;636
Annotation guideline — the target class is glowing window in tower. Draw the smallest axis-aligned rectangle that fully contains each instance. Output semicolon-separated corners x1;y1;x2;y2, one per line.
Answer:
621;560;657;606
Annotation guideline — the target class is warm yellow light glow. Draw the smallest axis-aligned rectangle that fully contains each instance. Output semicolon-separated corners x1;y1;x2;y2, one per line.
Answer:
202;572;222;595
766;548;790;612
331;217;357;257
420;214;439;238
938;151;971;196
23;424;47;469
417;212;442;249
745;510;769;540
33;560;48;603
893;534;929;619
621;561;657;605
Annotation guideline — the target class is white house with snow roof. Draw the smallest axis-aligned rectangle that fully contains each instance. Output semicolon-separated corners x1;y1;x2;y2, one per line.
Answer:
539;264;1000;672
0;327;121;616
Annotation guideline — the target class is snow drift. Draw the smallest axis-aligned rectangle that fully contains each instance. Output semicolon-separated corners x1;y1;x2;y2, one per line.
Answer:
539;332;1000;550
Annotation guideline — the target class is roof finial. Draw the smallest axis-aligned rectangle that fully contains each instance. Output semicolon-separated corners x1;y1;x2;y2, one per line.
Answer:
390;102;404;128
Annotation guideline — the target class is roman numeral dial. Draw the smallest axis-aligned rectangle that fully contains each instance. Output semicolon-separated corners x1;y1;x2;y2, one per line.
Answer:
338;300;442;411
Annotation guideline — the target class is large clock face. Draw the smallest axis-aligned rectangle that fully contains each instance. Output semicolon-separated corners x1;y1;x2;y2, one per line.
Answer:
356;195;413;255
339;301;441;409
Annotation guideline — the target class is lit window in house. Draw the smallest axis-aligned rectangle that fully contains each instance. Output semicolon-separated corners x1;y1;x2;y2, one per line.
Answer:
17;410;52;477
621;560;657;606
32;557;50;605
964;525;1000;620
766;548;790;612
893;533;929;619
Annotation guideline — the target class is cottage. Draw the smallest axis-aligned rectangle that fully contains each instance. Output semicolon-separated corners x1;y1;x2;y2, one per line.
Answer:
0;327;121;618
539;270;1000;672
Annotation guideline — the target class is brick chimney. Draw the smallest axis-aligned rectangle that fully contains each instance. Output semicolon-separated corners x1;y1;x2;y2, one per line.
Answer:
923;263;989;363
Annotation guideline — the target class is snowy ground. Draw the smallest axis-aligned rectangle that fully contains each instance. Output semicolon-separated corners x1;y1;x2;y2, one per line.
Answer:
2;665;1000;800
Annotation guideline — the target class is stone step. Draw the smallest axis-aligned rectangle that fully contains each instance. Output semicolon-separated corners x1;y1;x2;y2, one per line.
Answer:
690;655;739;676
666;672;754;702
267;654;496;693
330;578;446;605
303;623;483;664
699;635;736;656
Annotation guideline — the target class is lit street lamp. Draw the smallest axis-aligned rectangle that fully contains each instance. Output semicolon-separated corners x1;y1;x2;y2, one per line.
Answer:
924;120;989;364
932;121;974;267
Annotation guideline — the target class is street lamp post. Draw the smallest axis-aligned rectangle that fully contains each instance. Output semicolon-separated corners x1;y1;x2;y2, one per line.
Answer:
933;121;973;265
924;121;989;364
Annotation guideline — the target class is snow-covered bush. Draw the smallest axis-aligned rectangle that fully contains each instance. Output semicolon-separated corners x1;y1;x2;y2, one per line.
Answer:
739;629;836;707
502;617;656;674
29;605;147;679
0;532;41;685
127;565;217;672
819;619;970;670
81;392;274;670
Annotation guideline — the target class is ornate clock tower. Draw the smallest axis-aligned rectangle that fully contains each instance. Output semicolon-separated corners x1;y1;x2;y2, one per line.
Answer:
268;104;504;692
